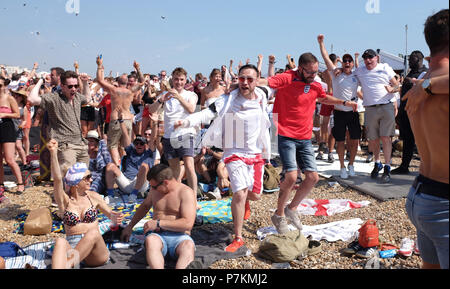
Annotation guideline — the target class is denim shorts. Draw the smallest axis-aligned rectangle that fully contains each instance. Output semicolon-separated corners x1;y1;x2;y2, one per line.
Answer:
278;135;317;173
146;231;195;258
162;134;195;160
66;234;84;248
405;183;449;268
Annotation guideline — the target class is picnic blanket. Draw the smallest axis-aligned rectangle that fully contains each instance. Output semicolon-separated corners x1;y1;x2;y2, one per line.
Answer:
5;227;247;269
297;199;370;216
257;218;364;242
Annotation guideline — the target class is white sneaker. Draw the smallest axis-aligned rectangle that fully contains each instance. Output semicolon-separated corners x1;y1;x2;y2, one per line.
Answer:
348;165;356;177
399;237;415;257
340;167;348;179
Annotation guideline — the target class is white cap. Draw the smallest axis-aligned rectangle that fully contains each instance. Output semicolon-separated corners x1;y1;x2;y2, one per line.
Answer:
86;130;100;141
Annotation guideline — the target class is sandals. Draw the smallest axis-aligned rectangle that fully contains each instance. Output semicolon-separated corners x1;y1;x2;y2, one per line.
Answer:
16;183;25;194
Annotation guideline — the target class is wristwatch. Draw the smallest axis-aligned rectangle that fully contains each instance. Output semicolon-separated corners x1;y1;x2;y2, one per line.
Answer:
421;78;434;95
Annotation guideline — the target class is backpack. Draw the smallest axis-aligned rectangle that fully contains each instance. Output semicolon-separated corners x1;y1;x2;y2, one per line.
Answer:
263;164;280;191
0;242;27;258
257;230;308;263
358;219;379;248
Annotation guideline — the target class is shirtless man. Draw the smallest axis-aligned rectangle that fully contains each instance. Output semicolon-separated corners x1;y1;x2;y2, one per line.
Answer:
121;164;196;269
200;68;226;110
95;56;142;165
404;9;449;269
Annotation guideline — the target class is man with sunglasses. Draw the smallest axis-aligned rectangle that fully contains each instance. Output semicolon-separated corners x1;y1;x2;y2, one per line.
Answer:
318;34;361;179
174;64;273;252
121;164;196;269
352;49;401;183
105;110;156;201
29;70;91;175
258;53;357;234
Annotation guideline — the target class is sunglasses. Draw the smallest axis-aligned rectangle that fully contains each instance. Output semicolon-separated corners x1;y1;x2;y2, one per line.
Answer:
301;67;318;75
134;141;145;146
151;180;164;190
66;84;79;89
343;59;353;63
82;174;92;181
238;76;256;83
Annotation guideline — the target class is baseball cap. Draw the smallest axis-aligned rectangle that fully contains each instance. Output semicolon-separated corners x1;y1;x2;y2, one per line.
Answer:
362;49;377;59
342;54;354;61
133;136;147;144
86;130;100;141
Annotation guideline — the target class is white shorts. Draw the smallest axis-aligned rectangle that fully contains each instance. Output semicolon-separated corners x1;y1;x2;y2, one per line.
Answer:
116;172;149;194
224;153;264;194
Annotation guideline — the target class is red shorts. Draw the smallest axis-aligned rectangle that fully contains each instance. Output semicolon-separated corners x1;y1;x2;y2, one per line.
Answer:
320;104;334;117
143;106;150;118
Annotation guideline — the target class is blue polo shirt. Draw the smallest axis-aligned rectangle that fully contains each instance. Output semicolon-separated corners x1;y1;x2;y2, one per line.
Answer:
123;145;155;180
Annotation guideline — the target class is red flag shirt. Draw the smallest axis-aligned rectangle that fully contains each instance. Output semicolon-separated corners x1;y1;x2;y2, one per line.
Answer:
268;70;326;140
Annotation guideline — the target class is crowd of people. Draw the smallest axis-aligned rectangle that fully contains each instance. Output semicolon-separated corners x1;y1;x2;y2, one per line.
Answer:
0;9;447;270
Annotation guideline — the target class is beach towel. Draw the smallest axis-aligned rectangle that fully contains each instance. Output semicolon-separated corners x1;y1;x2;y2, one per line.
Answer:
257;218;364;242
297;199;370;216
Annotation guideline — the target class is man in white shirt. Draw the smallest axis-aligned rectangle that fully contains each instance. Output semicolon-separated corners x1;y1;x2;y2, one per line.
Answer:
175;64;272;253
318;35;361;179
354;49;401;183
148;67;198;196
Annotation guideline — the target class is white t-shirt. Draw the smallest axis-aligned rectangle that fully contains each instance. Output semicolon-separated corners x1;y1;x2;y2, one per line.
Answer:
223;92;264;157
163;89;198;138
354;63;397;106
330;70;359;112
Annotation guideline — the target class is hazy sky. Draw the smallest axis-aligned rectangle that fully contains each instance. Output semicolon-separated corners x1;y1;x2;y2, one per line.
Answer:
1;0;448;77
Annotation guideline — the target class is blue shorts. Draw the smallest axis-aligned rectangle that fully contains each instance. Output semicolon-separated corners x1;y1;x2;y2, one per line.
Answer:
66;234;84;248
162;134;195;160
278;135;317;173
145;231;195;258
405;181;449;268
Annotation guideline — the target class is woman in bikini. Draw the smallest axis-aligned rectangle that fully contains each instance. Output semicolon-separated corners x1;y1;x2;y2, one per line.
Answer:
0;76;24;194
47;139;123;269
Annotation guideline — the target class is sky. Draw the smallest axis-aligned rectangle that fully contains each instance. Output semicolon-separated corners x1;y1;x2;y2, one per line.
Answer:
0;0;448;77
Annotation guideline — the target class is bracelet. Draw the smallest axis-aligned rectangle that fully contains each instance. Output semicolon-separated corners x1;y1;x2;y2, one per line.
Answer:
157;98;163;104
156;219;160;229
343;100;347;106
269;61;276;64
118;119;123;123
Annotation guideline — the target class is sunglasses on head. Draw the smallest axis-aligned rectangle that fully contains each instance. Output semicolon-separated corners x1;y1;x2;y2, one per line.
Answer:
151;180;164;190
238;76;256;83
66;84;79;89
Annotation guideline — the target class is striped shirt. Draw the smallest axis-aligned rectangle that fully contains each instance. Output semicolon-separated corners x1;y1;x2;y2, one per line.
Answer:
39;91;87;145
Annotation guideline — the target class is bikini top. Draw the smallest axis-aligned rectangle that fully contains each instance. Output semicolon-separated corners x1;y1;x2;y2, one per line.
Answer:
63;194;98;227
0;106;12;113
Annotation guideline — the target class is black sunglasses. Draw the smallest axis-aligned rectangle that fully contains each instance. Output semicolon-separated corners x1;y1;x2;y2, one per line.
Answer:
151;180;164;190
66;84;79;89
82;174;92;181
343;59;353;63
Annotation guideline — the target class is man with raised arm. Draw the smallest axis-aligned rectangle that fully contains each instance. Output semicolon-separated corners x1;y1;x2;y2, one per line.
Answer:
95;56;140;166
121;164;196;269
258;53;357;234
317;34;361;179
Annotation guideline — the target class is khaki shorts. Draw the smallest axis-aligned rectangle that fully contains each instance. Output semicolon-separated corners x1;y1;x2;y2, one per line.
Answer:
107;119;132;149
364;104;395;140
57;142;89;175
358;111;365;127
